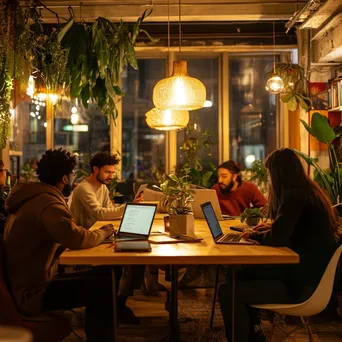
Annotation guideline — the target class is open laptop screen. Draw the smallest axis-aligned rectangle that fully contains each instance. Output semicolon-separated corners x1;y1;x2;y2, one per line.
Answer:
119;203;157;236
201;202;223;239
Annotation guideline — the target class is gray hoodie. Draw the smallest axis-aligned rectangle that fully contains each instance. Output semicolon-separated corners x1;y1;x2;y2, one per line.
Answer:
4;182;107;315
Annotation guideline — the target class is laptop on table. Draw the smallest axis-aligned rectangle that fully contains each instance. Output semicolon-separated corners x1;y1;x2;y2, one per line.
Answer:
201;201;256;244
103;202;157;243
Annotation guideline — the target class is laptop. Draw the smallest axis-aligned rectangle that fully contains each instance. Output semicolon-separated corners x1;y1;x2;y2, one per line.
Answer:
103;203;157;243
192;189;224;220
201;201;255;244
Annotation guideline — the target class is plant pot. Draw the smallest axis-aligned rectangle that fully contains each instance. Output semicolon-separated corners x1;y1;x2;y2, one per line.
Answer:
246;217;260;227
169;213;194;236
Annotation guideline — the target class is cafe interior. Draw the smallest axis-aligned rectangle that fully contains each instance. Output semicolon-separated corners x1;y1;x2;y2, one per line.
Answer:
1;0;342;341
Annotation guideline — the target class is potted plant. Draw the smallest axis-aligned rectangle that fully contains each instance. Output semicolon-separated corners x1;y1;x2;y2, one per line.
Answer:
154;174;195;235
293;112;342;207
246;159;268;195
240;208;265;227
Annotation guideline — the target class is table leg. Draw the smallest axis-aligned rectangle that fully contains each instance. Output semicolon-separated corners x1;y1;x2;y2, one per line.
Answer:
232;267;235;342
169;264;180;341
111;268;118;342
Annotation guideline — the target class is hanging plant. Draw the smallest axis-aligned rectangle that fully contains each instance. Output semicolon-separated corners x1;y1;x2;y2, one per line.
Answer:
266;63;312;112
0;0;153;148
58;9;153;120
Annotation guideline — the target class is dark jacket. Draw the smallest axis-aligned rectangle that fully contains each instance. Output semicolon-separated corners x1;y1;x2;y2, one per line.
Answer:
4;182;108;315
250;188;339;299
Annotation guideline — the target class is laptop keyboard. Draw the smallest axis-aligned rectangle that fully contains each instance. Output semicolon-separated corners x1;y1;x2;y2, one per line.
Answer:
220;233;242;242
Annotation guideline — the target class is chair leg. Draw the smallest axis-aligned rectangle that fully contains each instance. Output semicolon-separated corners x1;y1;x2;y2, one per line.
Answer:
300;316;315;342
210;264;220;329
267;314;277;342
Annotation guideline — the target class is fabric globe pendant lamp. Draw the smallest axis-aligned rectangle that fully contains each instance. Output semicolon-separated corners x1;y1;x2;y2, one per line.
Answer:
152;0;206;111
153;60;206;110
266;17;284;95
145;108;189;131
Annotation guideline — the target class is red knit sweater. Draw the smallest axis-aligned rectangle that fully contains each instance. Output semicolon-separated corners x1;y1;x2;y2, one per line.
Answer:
212;181;267;216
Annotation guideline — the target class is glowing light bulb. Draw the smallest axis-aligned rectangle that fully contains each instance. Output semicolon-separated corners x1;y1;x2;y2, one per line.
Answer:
204;100;213;107
71;113;79;125
26;76;35;97
71;106;78;114
266;75;284;94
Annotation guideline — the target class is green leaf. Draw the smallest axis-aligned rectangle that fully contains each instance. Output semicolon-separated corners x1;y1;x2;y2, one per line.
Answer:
306;112;335;144
280;93;293;103
288;96;298;111
291;149;318;166
80;84;90;108
57;18;74;43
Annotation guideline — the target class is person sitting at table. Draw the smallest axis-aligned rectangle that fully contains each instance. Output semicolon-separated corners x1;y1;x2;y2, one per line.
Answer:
212;160;267;216
3;148;117;342
70;151;144;324
218;148;341;342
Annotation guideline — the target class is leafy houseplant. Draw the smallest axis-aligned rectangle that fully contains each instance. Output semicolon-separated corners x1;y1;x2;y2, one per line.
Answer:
178;112;217;189
293;112;342;206
246;160;268;195
240;208;265;226
267;63;312;112
154;174;195;235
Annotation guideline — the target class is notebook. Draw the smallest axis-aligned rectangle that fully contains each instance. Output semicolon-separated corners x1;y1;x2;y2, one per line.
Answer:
102;203;157;243
192;189;224;221
201;202;255;244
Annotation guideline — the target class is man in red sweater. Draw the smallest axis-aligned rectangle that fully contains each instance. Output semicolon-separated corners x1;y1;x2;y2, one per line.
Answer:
212;160;267;216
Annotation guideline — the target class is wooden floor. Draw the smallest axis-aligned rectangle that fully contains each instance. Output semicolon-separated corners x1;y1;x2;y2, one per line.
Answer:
63;288;342;341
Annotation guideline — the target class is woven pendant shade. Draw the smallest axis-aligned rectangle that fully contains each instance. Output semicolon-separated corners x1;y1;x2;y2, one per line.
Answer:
145;108;189;131
152;61;206;111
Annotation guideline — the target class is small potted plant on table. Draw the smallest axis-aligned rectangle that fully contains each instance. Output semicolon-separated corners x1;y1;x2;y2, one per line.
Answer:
240;208;265;227
155;174;195;235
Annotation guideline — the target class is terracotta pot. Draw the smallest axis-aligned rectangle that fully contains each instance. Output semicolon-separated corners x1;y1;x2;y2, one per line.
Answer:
169;213;194;236
246;217;260;226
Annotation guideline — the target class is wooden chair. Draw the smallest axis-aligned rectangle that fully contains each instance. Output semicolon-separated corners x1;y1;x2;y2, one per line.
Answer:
0;238;71;342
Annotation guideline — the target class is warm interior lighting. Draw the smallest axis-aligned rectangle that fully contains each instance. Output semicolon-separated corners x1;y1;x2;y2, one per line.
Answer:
266;75;285;94
266;17;284;95
71;113;79;125
145;108;189;131
204;100;213;108
153;61;206;110
26;76;35;97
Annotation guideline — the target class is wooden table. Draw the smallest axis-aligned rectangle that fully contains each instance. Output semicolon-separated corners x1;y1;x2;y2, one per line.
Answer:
60;217;299;341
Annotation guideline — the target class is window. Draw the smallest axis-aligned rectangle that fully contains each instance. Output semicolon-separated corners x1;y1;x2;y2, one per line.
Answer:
228;55;277;168
176;57;219;171
54;101;110;160
121;59;166;181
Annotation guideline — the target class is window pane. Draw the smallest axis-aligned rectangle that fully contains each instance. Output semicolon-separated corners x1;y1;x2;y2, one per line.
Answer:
229;56;277;168
122;59;166;181
177;57;219;175
54;101;110;156
10;100;46;177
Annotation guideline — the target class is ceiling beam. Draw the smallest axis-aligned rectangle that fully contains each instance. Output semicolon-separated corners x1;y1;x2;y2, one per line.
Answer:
31;1;305;23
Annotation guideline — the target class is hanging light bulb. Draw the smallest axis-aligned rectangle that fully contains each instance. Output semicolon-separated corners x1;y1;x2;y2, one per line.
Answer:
71;113;79;125
266;17;284;95
152;0;206;111
145;108;189;131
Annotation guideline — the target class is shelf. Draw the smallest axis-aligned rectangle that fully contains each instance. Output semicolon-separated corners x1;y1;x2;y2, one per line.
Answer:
311;13;342;42
328;106;342;112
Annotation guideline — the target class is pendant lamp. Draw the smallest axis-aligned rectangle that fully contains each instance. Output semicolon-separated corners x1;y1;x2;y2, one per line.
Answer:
152;0;206;110
145;108;189;130
266;18;284;94
146;0;190;131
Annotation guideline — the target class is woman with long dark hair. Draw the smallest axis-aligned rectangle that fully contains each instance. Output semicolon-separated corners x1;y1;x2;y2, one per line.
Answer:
218;148;341;342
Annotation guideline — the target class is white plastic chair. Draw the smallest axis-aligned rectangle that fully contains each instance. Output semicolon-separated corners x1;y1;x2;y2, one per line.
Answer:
251;244;342;342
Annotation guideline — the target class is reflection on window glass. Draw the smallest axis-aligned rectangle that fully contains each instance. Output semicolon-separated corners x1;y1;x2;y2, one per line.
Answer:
10;100;46;179
122;59;166;182
54;100;110;166
229;56;277;169
177;57;219;177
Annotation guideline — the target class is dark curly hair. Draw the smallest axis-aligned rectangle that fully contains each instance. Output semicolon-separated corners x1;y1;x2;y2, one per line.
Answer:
90;152;120;173
218;160;242;185
36;149;77;185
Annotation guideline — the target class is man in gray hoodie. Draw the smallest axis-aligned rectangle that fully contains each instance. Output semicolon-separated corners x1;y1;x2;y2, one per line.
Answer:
4;149;117;342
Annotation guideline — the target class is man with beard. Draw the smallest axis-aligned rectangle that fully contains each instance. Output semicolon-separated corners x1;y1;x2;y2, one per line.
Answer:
212;160;267;216
3;149;118;342
70;151;144;325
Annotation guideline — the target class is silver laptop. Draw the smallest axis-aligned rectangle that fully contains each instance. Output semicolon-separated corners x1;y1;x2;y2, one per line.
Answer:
201;202;255;244
103;203;157;243
192;189;224;220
